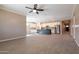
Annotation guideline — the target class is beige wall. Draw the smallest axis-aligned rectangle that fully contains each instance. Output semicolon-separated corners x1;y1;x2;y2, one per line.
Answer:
71;5;79;46
0;9;26;40
74;5;79;46
70;17;75;39
70;18;73;36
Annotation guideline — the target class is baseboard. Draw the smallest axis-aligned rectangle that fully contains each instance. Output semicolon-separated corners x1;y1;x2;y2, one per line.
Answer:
71;35;79;47
75;39;79;47
0;36;26;43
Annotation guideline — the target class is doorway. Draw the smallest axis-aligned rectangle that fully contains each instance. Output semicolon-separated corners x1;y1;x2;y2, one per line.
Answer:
62;20;71;34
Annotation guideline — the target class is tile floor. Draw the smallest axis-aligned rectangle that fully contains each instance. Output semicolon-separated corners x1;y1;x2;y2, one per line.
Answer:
0;34;79;54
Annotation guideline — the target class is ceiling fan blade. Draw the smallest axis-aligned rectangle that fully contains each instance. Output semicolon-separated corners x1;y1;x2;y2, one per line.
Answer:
37;9;44;11
34;4;37;9
25;6;32;9
29;10;33;13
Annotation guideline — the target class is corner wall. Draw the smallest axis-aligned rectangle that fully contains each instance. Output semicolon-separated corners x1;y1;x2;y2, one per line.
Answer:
70;17;75;39
70;5;79;46
74;5;79;46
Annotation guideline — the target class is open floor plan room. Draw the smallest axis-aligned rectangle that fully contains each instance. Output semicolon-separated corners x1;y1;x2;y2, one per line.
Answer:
0;4;79;54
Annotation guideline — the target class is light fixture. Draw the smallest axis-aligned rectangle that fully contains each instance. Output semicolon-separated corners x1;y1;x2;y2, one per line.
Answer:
66;25;69;27
33;10;37;12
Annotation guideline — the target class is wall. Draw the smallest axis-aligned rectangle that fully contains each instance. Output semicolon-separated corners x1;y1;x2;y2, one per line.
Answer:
74;5;79;46
0;9;26;41
70;18;74;38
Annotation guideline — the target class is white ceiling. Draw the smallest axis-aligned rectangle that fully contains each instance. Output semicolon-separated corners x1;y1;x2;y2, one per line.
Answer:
0;4;74;22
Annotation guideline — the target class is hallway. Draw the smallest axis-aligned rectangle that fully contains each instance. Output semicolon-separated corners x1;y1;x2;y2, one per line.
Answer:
0;34;79;54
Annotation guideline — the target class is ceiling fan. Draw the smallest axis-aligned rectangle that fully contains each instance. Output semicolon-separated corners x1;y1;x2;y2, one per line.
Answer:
25;4;44;14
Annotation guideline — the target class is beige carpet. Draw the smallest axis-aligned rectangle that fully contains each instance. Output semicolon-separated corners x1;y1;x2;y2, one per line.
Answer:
0;34;79;54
